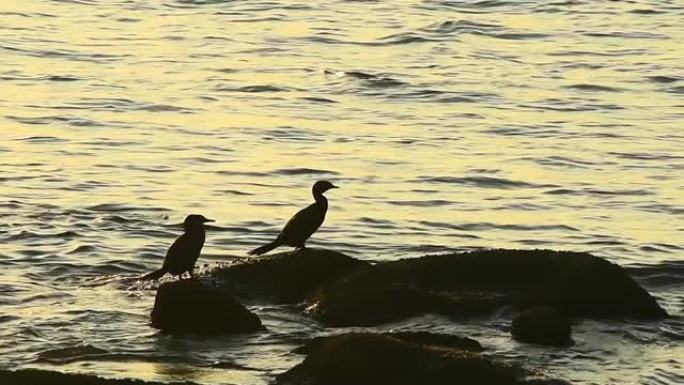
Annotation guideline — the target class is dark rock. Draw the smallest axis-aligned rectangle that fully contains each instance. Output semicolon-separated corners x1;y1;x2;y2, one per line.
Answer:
0;369;198;385
212;248;368;303
550;256;667;319
306;274;507;326
512;306;573;346
151;279;264;334
304;249;666;326
278;333;553;385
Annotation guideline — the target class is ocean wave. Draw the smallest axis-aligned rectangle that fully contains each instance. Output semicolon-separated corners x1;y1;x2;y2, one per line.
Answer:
216;84;288;93
34;344;203;365
544;187;654;196
86;203;170;213
4;230;81;242
387;199;454;207
564;84;623;92
0;44;127;63
626;260;684;287
418;221;579;232
0;74;81;82
647;75;681;83
7;116;103;128
523;155;613;169
416;176;556;189
273;168;339;176
40;98;196;113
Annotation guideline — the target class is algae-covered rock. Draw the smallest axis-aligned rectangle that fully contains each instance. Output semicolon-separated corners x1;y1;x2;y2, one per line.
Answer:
304;249;666;326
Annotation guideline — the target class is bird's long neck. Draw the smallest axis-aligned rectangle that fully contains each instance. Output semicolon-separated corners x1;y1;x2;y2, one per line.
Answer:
313;191;328;206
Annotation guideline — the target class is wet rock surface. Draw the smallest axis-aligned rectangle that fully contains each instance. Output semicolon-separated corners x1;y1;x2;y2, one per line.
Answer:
305;278;508;326
512;306;573;346
303;249;667;326
212;248;368;303
278;332;562;385
151;279;264;334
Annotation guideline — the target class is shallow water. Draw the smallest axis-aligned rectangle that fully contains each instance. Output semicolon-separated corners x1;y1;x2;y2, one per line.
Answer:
0;0;683;384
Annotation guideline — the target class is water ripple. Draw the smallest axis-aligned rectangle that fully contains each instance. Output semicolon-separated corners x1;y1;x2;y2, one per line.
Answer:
416;176;556;189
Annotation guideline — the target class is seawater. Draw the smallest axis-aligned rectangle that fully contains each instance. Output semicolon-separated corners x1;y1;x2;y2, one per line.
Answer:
0;1;682;384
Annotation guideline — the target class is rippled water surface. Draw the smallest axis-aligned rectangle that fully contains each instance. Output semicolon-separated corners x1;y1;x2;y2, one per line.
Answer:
1;1;683;384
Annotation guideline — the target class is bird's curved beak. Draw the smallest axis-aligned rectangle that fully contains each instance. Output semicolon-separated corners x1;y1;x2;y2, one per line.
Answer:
330;184;339;189
203;218;215;223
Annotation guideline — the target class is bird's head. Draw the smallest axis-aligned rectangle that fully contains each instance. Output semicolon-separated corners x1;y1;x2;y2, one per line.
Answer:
183;214;214;231
312;180;339;196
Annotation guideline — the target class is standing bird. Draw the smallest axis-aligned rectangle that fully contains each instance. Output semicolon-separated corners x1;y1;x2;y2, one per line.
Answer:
249;180;338;255
141;214;214;280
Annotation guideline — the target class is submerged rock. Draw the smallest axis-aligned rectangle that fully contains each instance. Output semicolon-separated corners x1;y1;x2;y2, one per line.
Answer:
278;333;561;385
512;306;573;346
0;369;198;385
212;248;368;303
304;249;666;326
151;279;264;334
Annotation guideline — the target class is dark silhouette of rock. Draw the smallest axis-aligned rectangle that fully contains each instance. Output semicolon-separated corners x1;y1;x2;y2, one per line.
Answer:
278;333;562;385
549;255;666;318
0;369;198;385
304;249;666;326
213;248;368;303
511;307;573;346
306;274;507;326
151;279;264;334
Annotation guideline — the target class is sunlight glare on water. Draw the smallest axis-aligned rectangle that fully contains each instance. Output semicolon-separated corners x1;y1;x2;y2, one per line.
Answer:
0;1;683;384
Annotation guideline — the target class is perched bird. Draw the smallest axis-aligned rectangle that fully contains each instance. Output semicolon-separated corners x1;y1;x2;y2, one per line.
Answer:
249;180;338;255
141;214;214;280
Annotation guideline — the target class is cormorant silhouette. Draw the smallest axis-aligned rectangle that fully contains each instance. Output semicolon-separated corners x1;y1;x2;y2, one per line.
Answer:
141;214;214;280
248;180;338;255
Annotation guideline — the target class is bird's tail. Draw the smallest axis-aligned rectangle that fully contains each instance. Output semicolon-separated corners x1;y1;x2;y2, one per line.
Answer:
248;239;282;256
141;268;166;281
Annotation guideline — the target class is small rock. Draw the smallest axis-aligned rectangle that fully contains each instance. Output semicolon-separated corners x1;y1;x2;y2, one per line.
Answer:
512;306;572;346
151;279;264;334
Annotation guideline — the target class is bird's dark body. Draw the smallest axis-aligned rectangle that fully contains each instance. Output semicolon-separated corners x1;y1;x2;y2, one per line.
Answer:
141;214;212;281
279;199;327;247
163;229;205;276
249;181;337;256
